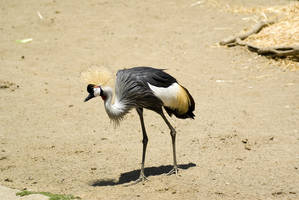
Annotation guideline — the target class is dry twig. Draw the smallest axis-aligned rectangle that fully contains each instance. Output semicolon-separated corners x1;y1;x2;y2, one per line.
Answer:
220;20;299;59
220;20;275;46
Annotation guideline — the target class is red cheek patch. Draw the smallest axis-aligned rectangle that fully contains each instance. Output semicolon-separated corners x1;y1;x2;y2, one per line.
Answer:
101;95;107;100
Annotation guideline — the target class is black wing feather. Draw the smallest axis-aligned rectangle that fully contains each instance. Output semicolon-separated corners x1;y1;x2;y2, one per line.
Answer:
120;66;177;88
115;66;173;112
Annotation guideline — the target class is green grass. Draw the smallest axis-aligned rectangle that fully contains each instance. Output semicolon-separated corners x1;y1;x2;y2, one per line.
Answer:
16;190;80;200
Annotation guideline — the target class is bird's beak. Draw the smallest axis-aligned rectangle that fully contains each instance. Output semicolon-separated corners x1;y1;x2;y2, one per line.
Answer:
84;93;95;102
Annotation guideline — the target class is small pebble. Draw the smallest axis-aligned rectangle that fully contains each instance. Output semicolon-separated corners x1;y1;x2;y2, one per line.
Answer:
245;144;251;150
272;191;284;196
0;156;7;160
241;139;248;144
4;178;13;182
289;191;296;194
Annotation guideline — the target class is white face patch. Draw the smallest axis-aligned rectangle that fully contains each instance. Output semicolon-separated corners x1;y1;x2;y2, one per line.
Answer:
148;83;180;107
93;87;102;97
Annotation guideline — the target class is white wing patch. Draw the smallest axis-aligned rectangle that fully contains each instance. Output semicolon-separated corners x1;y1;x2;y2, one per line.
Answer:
148;82;190;114
148;82;180;107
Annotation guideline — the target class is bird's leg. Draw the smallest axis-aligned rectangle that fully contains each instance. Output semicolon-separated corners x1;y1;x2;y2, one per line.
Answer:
135;108;149;183
160;111;179;176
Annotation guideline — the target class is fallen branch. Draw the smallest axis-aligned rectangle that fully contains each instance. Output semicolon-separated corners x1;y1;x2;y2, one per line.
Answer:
248;46;299;58
235;38;299;58
220;20;275;46
220;20;299;59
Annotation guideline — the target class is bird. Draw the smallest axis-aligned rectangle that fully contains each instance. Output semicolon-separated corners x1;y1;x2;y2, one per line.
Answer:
84;66;195;183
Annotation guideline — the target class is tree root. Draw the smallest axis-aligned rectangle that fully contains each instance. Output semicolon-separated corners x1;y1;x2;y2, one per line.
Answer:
220;20;299;59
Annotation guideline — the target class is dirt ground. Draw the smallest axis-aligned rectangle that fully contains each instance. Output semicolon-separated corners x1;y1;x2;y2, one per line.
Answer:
1;0;298;199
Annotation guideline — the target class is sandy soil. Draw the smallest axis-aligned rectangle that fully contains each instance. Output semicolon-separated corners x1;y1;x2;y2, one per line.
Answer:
1;0;298;199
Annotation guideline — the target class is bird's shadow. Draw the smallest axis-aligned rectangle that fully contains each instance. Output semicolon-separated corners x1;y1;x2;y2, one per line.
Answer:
90;162;196;187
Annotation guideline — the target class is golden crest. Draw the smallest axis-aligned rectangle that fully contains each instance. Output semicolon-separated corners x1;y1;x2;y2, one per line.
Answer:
80;67;112;86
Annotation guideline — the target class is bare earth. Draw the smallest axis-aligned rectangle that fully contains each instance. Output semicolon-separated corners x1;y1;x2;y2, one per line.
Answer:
1;0;298;200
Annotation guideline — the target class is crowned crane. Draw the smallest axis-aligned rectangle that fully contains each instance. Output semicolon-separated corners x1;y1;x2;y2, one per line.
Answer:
84;66;195;183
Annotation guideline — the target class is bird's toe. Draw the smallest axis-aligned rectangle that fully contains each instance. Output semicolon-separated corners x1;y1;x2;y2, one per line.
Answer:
128;174;148;186
166;167;179;176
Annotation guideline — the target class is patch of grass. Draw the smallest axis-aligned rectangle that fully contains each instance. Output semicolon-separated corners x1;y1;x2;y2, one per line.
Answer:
16;190;80;200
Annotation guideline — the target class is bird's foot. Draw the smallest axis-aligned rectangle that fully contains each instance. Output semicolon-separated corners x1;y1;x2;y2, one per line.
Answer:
129;173;148;185
166;166;179;176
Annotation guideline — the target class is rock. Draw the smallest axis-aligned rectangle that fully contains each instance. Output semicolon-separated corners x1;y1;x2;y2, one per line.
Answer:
0;185;49;200
4;178;13;182
241;139;248;144
272;191;284;196
245;144;251;150
0;156;7;161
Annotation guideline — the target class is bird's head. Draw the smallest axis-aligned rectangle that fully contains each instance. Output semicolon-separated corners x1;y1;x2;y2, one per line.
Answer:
84;84;104;102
